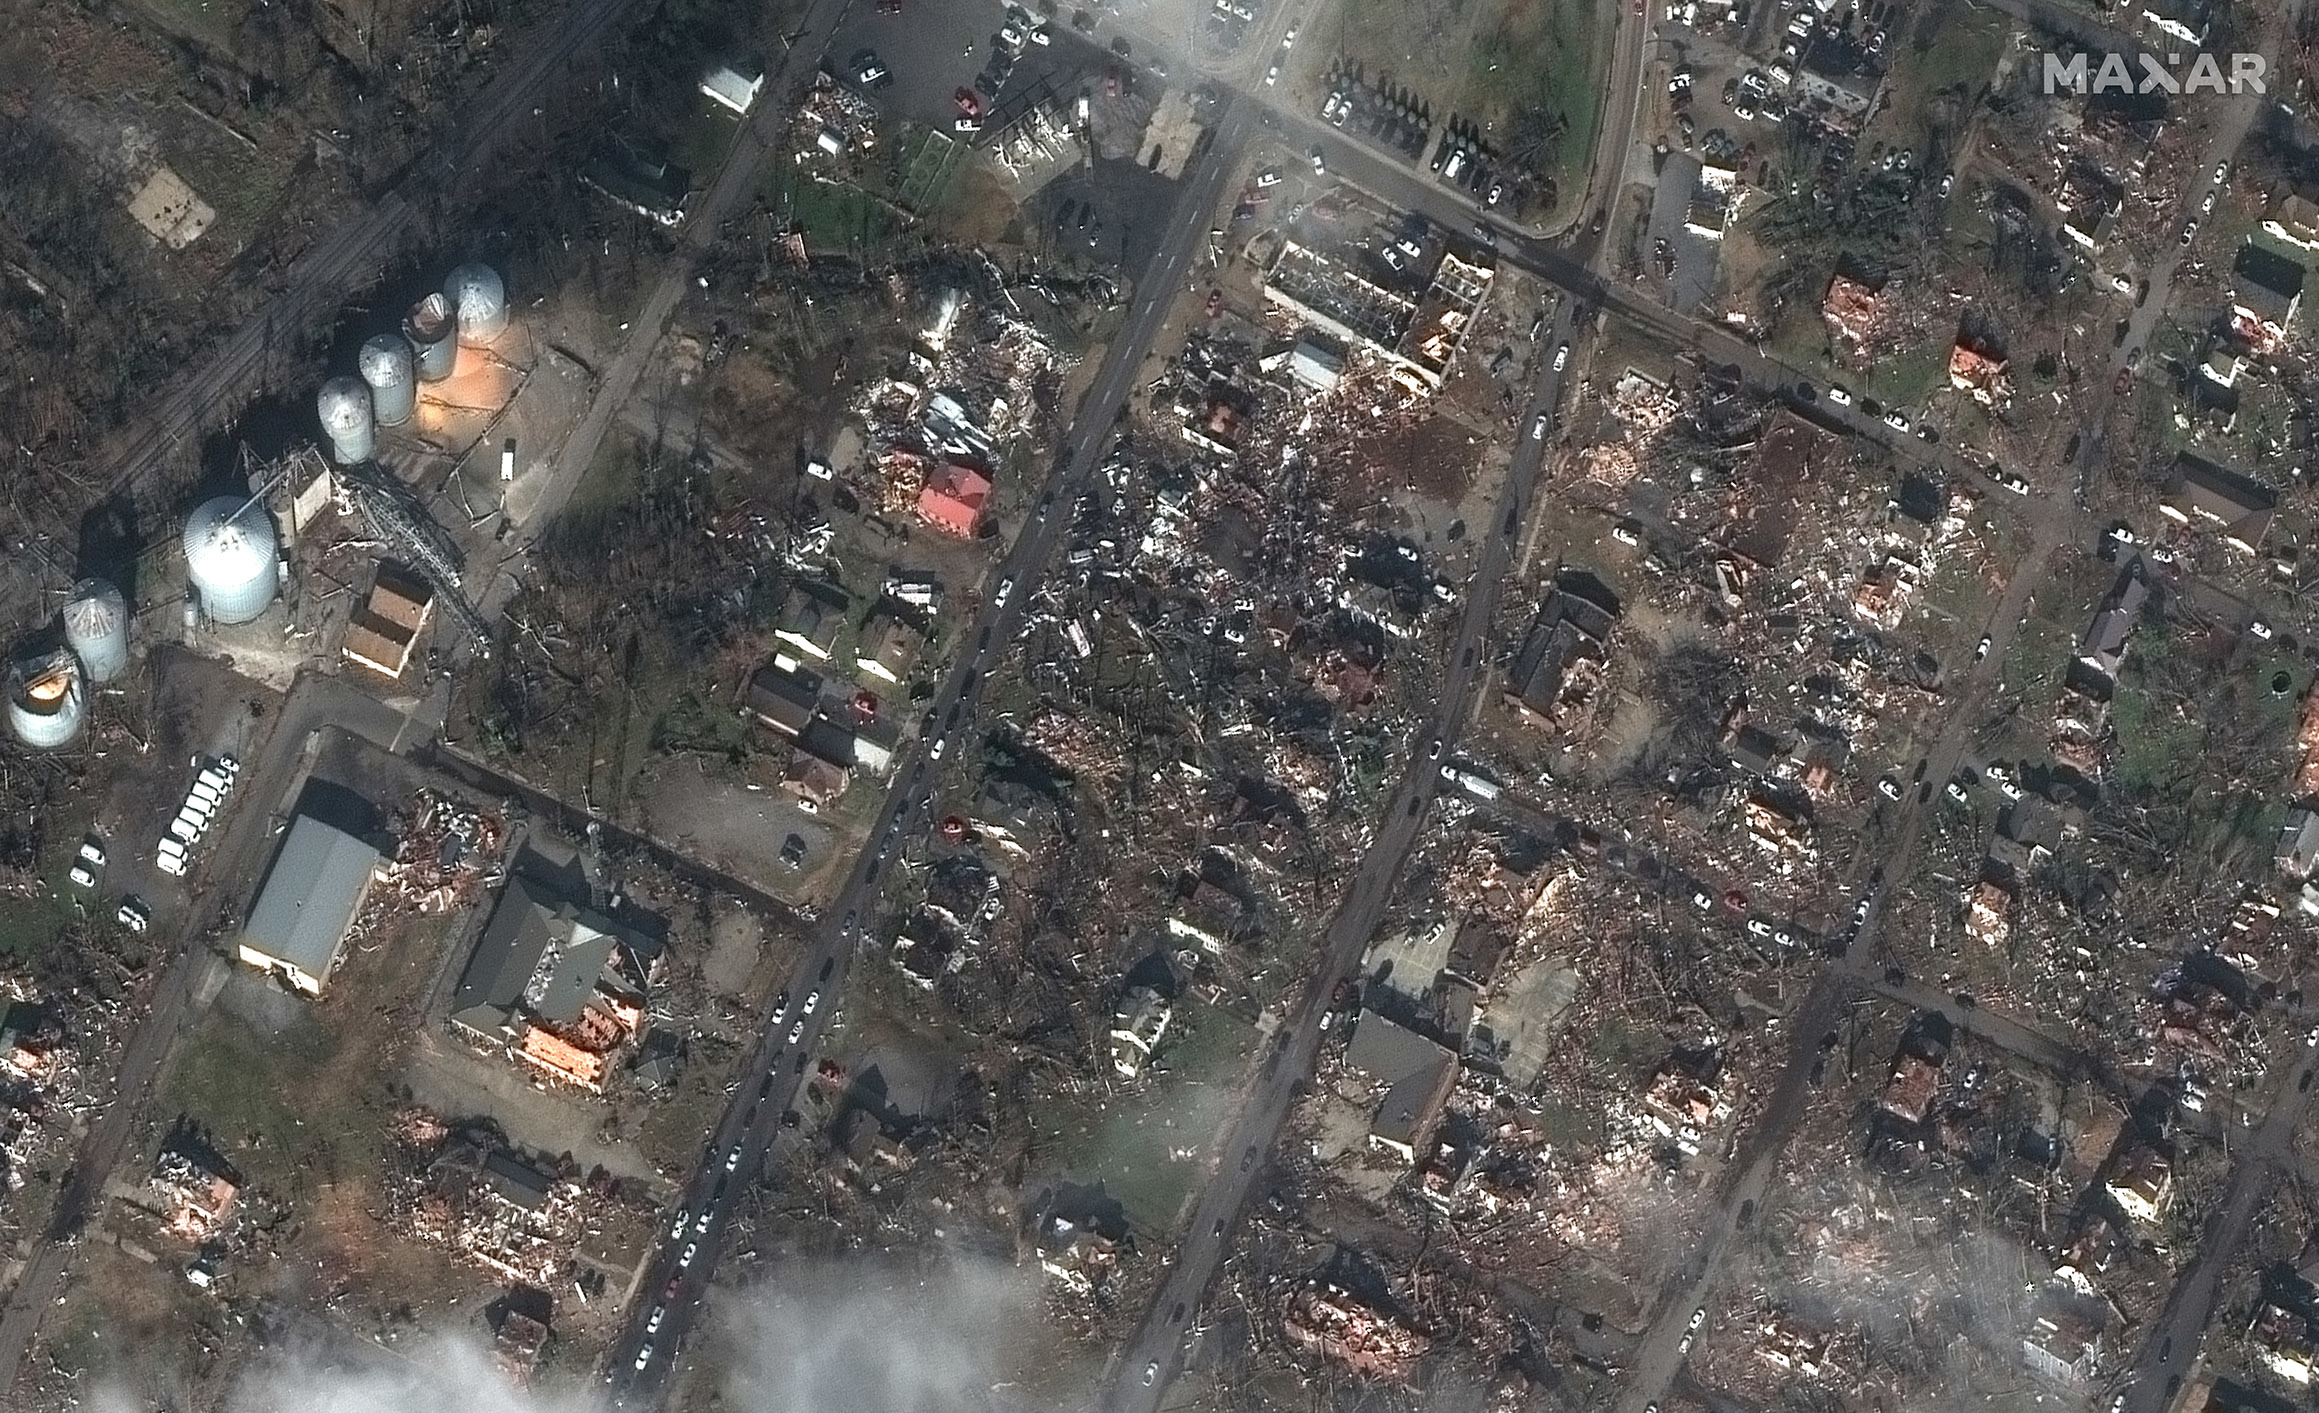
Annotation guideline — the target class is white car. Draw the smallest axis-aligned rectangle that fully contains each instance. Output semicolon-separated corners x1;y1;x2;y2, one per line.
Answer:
2215;160;2231;183
1689;1307;1707;1331
1255;168;1282;188
1976;635;1992;660
1552;343;1570;371
678;1243;698;1269
1882;411;1910;433
156;843;188;877
724;1145;742;1172
1611;523;1641;546
1322;92;1345;123
998;22;1025;49
115;899;149;932
804;990;822;1013
1746;919;1774;938
668;1209;689;1240
78;839;105;870
928;737;947;761
2251;619;2275;640
1946;781;1969;803
1142;1363;1159;1386
1282;25;1297;45
634;1344;654;1372
1826;385;1852;406
1997;780;2024;801
994;577;1014;607
1528;413;1548;441
1878;778;1902;800
1691;891;1713;911
693;1208;712;1235
788;1020;806;1044
645;1304;667;1335
67;864;95;890
1264;63;1280;85
1310;146;1326;174
1028;22;1051;43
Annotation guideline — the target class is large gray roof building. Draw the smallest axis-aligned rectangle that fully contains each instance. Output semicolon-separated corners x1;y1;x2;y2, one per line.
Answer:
236;816;384;996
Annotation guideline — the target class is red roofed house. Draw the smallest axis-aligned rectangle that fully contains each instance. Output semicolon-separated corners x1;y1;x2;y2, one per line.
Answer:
918;463;992;538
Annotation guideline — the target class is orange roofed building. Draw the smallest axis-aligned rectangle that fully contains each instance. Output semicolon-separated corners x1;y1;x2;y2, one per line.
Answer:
918;463;992;538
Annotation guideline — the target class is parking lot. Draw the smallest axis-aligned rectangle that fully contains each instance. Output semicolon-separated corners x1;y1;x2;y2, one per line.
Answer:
830;0;1123;137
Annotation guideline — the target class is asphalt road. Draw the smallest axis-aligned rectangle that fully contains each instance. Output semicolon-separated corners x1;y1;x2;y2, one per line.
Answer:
602;94;1259;1406
1105;298;1580;1413
91;0;652;503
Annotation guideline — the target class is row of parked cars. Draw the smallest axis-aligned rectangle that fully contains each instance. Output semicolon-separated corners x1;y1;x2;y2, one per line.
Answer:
155;754;239;879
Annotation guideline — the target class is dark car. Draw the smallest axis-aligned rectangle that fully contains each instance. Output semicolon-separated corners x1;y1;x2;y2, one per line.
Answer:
780;834;807;867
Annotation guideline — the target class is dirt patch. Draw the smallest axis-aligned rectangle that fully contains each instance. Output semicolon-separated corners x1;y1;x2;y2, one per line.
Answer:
703;907;764;997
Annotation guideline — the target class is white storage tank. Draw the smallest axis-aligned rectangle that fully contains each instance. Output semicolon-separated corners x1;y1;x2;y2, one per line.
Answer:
61;579;129;684
404;292;458;382
358;333;418;427
183;496;279;625
8;649;84;750
316;377;375;466
444;263;509;344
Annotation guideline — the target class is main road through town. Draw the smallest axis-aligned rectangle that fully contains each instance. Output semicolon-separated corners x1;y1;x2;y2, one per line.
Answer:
603;94;1259;1406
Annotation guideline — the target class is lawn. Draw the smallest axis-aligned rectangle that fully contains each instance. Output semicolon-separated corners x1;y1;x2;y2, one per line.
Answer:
765;163;900;251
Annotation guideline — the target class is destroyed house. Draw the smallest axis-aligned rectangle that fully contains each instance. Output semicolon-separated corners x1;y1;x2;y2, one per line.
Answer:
237;815;385;997
1821;273;1884;347
1504;579;1619;728
2106;1141;2173;1222
483;1149;556;1212
1281;1282;1429;1380
1948;344;2009;406
1343;1012;1459;1162
1880;1051;1942;1124
2162;454;2275;552
2056;162;2125;250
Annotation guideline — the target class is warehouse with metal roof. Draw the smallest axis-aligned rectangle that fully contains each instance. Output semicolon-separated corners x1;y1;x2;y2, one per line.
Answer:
236;815;385;996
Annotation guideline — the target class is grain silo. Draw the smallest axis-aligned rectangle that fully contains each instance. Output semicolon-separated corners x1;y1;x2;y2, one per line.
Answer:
183;496;279;625
7;649;84;750
358;333;417;427
404;292;457;382
444;263;509;344
61;579;129;684
316;377;375;466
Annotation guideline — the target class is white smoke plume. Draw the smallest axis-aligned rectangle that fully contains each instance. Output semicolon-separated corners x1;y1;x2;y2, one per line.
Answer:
87;1253;1039;1413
